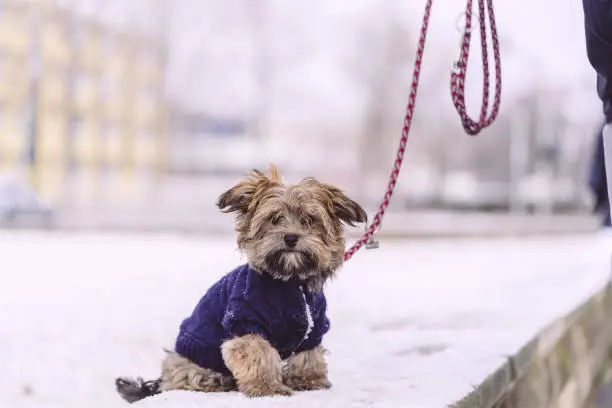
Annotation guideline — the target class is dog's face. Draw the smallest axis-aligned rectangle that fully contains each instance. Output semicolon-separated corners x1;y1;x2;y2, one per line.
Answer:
217;165;367;291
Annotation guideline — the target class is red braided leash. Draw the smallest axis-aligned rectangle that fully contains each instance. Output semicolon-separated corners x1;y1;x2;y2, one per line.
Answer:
344;0;502;262
451;0;502;135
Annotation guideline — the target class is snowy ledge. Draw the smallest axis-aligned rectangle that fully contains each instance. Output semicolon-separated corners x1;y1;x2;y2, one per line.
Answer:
7;233;611;408
113;237;612;408
132;280;612;408
129;280;612;408
453;280;612;408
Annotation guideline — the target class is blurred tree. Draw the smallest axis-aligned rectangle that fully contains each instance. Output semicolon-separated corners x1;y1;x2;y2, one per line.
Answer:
246;0;271;141
346;0;414;203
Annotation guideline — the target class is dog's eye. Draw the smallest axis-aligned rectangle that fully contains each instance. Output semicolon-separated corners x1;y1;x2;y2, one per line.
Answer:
300;216;313;227
271;215;284;225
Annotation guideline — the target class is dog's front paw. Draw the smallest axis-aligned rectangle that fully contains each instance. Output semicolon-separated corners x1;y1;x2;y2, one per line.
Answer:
284;376;332;391
241;382;293;398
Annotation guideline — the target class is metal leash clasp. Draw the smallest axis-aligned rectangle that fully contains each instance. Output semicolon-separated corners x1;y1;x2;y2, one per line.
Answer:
364;222;380;250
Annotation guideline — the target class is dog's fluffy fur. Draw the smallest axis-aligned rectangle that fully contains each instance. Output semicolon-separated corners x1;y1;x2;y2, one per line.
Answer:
160;350;236;392
116;164;366;402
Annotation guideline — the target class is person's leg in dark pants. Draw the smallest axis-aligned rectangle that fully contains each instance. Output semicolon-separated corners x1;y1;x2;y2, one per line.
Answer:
589;123;611;227
583;0;612;223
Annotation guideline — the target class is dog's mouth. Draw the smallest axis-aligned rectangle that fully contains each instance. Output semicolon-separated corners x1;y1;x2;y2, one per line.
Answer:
264;249;318;280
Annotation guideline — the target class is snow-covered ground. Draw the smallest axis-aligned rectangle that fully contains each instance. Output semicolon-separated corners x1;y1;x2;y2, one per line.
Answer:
2;231;612;408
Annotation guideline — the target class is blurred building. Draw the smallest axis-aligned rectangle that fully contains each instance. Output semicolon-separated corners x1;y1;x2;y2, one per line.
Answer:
0;0;167;206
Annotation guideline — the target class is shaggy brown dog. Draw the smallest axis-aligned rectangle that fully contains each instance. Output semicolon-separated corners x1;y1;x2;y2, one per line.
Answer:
116;164;366;401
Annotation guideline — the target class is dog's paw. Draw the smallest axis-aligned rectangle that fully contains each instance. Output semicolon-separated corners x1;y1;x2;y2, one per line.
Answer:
116;377;145;403
241;382;293;398
284;376;332;391
197;372;237;392
115;377;161;403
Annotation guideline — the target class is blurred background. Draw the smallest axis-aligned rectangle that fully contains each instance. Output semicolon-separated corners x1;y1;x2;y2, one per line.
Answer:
0;0;605;235
5;2;612;407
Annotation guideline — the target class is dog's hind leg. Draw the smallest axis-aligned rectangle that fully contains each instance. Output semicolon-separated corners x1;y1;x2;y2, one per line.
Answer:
160;351;236;392
115;377;162;403
283;345;332;391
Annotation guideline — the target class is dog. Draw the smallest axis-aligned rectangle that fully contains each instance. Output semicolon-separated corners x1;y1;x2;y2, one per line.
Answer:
115;164;367;402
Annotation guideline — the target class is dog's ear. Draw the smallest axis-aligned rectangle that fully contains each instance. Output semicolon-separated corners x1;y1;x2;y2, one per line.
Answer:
217;168;276;215
324;184;368;227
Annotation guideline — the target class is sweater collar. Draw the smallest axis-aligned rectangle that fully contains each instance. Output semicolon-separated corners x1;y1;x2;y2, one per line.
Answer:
247;264;318;293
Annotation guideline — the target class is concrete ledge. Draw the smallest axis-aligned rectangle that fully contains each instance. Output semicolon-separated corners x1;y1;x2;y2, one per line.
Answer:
452;279;612;408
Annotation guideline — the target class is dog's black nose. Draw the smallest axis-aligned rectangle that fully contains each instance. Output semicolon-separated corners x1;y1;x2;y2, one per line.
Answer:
284;234;299;247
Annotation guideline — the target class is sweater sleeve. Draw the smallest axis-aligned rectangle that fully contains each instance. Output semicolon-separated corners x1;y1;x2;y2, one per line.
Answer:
221;297;270;340
296;295;330;352
221;272;270;340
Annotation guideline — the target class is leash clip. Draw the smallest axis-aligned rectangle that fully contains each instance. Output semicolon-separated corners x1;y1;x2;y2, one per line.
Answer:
365;237;379;250
364;223;380;250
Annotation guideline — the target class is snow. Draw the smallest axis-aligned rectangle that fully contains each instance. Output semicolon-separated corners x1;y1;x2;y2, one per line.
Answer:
2;231;612;408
